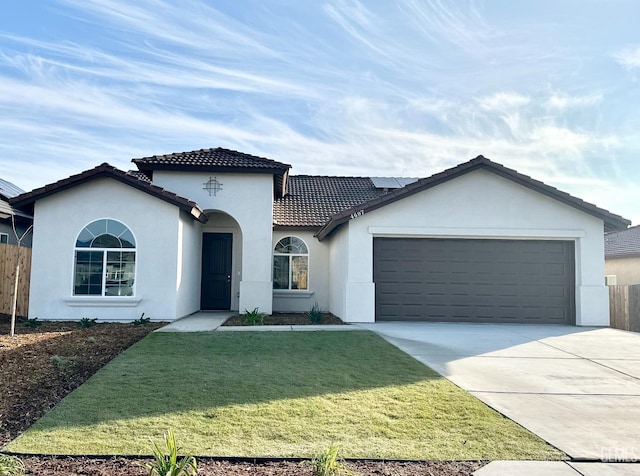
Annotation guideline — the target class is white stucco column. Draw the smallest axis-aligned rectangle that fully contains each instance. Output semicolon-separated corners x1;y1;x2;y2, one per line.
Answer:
237;202;273;315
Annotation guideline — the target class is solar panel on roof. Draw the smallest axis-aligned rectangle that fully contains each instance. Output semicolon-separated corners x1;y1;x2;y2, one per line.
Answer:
0;178;25;199
370;177;419;189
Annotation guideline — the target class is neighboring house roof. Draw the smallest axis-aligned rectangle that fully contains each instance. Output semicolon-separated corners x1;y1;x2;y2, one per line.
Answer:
132;147;291;198
315;155;631;240
0;177;32;220
10;163;208;223
274;176;387;228
0;177;25;199
605;225;640;258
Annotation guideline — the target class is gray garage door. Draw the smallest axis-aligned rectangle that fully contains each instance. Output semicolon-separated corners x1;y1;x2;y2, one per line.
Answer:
374;238;575;324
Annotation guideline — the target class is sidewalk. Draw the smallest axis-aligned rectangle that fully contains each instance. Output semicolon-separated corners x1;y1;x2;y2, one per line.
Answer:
474;460;640;475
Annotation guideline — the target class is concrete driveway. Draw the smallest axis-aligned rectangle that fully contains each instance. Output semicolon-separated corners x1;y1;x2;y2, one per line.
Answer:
357;322;640;461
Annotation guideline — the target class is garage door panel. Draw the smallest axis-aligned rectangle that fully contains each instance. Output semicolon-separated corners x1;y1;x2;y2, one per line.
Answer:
374;238;575;324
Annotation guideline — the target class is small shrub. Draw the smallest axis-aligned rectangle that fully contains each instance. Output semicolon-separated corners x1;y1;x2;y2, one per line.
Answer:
50;355;76;369
133;313;151;326
243;308;264;326
310;443;355;476
78;317;98;328
0;453;25;476
86;337;97;344
307;302;323;324
146;429;197;476
22;317;41;328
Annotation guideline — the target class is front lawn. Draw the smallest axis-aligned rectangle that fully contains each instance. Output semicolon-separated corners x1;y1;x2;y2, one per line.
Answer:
5;331;563;460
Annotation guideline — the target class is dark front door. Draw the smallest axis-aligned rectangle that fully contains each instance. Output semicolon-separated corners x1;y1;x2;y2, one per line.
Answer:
201;233;232;310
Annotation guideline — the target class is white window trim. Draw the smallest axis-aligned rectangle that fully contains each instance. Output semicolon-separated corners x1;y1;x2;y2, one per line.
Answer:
73;248;137;297
273;235;310;291
72;218;138;298
0;232;8;244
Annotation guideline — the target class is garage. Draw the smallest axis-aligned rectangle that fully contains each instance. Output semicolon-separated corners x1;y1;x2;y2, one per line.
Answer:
374;237;575;324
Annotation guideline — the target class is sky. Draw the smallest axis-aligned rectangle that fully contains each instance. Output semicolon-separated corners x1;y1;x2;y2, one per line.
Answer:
0;0;638;224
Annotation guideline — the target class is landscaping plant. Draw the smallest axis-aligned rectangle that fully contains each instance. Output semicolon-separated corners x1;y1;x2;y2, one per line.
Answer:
133;313;151;326
307;302;323;324
21;317;41;328
243;307;264;326
78;317;97;328
146;429;197;476
310;443;355;476
0;453;25;476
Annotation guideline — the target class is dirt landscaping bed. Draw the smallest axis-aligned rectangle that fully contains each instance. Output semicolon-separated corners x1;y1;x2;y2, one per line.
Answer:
222;312;345;326
0;315;484;475
15;455;483;475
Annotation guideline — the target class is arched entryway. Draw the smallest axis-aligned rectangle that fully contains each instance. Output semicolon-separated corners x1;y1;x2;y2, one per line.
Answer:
200;210;242;311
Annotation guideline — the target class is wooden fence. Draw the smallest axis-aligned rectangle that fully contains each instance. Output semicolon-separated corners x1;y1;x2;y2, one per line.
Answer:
0;243;32;317
609;284;640;332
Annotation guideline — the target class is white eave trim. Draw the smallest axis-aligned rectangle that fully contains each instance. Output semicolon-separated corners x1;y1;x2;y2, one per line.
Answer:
64;297;142;307
368;226;586;239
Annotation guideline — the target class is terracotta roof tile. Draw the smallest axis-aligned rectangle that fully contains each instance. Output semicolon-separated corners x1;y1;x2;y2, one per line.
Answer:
11;163;207;223
132;147;291;171
273;176;386;227
605;225;640;258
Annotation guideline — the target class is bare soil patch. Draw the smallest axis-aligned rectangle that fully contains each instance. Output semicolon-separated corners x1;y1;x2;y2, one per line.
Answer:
222;312;345;326
1;314;484;475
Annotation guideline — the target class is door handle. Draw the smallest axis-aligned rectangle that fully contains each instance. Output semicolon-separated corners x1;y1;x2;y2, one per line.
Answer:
226;275;231;283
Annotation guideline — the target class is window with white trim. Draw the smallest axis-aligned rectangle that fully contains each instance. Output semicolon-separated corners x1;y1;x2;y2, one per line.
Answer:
73;219;136;296
0;233;8;244
273;236;308;290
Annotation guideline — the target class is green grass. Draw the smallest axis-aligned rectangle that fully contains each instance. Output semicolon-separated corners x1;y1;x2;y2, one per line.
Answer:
5;331;563;460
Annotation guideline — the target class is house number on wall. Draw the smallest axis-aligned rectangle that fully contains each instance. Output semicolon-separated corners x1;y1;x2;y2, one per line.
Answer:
203;177;223;196
350;209;365;219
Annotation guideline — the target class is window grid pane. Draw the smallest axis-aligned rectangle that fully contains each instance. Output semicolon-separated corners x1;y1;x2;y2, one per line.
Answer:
74;250;104;295
291;256;308;290
273;255;290;289
105;251;135;296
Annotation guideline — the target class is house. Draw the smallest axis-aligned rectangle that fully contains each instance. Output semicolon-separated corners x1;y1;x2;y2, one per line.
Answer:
10;148;630;326
605;225;640;285
0;178;32;246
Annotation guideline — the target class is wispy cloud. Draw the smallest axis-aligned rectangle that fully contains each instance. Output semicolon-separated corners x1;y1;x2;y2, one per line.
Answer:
477;92;530;111
546;93;602;109
614;45;640;69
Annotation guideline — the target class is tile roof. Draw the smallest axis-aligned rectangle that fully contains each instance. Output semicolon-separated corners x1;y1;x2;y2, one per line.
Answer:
605;225;640;258
132;147;291;172
11;163;207;223
273;176;386;227
315;155;631;240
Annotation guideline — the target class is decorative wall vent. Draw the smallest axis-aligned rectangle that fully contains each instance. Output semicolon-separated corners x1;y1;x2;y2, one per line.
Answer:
203;176;223;196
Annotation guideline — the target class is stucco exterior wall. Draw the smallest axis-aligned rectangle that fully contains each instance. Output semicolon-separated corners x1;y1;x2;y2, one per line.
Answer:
335;169;608;326
175;210;202;318
328;224;348;319
272;230;330;313
29;178;181;321
605;256;640;285
153;171;274;313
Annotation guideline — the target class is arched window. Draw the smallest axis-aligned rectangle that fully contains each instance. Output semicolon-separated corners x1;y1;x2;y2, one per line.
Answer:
273;236;308;290
74;219;136;296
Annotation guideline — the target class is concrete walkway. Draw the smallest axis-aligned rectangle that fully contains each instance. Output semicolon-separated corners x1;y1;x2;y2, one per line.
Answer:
156;312;358;332
358;322;640;473
474;460;640;475
155;311;232;332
